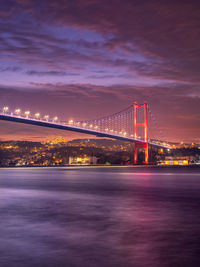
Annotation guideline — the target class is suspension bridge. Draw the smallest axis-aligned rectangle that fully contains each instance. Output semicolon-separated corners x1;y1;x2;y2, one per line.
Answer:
0;103;171;164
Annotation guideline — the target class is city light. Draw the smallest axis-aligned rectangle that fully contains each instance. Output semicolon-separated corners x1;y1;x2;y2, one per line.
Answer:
69;119;73;124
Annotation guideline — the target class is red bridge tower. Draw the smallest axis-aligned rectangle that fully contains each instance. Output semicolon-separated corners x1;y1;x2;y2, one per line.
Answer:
134;103;148;164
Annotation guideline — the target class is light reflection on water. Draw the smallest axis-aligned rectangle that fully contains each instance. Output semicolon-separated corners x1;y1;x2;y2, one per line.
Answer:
0;167;200;267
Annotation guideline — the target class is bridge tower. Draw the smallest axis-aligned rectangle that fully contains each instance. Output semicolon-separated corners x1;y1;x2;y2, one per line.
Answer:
134;103;148;164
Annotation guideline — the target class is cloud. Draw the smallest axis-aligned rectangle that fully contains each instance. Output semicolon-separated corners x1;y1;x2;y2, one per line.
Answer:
0;66;22;72
26;70;78;76
1;0;200;84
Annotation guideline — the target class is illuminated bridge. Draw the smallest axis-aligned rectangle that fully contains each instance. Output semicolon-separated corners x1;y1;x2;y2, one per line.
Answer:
0;103;171;164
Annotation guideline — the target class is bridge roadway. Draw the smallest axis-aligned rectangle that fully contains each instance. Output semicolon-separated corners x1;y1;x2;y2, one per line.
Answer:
0;114;169;149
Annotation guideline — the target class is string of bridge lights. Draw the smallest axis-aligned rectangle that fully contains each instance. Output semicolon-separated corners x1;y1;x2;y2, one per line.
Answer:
1;106;133;138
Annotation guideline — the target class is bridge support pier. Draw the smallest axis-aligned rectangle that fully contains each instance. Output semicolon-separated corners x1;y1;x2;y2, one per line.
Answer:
134;142;148;165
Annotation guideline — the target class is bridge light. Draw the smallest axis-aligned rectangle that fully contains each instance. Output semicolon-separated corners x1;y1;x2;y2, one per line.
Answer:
15;109;21;116
25;111;30;118
35;113;40;119
44;115;49;121
53;116;58;122
3;106;9;114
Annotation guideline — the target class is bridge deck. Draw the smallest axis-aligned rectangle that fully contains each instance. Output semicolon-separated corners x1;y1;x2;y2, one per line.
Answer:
0;114;169;149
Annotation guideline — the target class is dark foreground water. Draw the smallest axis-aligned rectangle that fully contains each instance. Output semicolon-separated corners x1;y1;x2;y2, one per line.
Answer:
1;166;200;267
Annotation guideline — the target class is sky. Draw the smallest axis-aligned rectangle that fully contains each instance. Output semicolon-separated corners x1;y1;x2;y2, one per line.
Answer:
0;0;200;143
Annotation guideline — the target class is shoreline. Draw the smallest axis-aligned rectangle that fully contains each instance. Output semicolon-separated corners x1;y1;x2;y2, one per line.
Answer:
1;164;200;170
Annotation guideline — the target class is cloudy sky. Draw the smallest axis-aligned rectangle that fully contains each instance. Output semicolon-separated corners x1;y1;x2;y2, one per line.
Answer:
0;0;200;142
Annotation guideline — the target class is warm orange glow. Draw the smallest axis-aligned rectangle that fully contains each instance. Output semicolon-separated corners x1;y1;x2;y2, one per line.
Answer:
15;108;21;114
25;111;30;117
3;106;9;112
35;113;40;118
44;115;49;120
69;156;97;165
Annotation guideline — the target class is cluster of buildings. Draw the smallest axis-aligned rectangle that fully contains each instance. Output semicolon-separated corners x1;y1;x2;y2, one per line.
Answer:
158;156;198;166
0;138;132;167
0;137;200;167
156;144;200;166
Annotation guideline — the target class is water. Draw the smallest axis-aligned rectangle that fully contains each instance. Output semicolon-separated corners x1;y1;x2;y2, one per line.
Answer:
1;166;200;267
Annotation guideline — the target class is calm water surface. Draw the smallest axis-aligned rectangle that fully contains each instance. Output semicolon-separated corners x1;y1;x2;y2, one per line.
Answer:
1;166;200;267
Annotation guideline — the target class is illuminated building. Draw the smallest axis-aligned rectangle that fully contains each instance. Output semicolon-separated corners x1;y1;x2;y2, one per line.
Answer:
69;156;97;165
